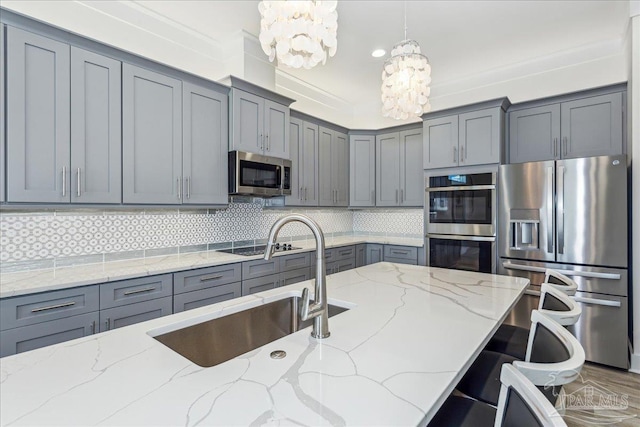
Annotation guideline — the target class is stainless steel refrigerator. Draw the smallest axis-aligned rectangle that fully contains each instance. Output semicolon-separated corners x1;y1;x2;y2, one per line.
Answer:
498;155;629;369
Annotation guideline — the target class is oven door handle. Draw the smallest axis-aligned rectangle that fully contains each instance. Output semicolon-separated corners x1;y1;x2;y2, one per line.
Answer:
501;262;621;280
427;234;495;242
427;185;495;192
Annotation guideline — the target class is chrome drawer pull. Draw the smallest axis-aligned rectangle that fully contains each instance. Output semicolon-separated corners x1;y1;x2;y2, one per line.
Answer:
200;274;223;282
392;250;409;255
31;301;76;313
123;287;156;296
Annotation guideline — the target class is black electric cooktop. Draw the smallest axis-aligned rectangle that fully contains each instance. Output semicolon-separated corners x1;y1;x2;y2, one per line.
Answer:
217;243;301;257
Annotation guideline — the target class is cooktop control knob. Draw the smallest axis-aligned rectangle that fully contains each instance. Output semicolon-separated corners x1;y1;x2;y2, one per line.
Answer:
275;243;280;250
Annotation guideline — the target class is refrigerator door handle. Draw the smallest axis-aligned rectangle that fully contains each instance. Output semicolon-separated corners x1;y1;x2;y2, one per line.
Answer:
546;166;554;253
572;296;621;308
501;262;621;280
557;165;565;254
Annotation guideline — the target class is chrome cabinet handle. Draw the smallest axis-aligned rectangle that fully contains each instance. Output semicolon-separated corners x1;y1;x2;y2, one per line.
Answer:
395;189;398;203
557;165;565;254
305;187;308;201
400;189;404;204
31;301;76;313
453;147;457;163
460;146;465;162
177;177;182;200
90;320;96;334
392;250;409;255
260;133;264;150
76;168;81;197
62;166;67;197
266;134;270;151
563;137;568;156
553;137;558;158
186;177;191;199
300;186;303;201
105;318;111;331
123;286;156;296
199;274;223;282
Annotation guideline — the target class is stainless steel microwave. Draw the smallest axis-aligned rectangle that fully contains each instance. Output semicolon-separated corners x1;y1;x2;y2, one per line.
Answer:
228;151;291;197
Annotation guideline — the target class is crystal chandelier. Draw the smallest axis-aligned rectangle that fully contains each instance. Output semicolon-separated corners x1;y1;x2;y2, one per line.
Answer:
381;4;431;120
258;1;338;69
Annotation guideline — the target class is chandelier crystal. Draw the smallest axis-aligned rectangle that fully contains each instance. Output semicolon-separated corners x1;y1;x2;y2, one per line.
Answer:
381;6;431;120
258;1;338;70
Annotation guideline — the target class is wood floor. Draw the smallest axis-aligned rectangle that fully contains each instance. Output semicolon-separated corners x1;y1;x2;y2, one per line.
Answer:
560;363;640;427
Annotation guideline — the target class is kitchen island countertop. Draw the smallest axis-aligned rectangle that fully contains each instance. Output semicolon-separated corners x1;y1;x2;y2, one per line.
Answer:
0;263;528;426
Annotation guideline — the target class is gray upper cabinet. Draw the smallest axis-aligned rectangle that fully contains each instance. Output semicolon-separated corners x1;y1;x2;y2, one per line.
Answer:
6;27;70;203
349;134;375;207
509;104;560;163
377;128;423;207
182;82;228;205
0;25;5;202
423;115;458;170
319;126;348;207
508;89;624;163
424;101;506;169
70;47;122;203
286;119;319;206
230;88;289;158
122;64;182;204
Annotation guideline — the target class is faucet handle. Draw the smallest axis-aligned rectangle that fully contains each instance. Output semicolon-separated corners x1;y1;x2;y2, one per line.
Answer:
300;287;311;321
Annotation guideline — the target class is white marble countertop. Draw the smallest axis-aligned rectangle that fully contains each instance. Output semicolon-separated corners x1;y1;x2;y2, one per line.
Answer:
0;236;423;299
0;263;528;426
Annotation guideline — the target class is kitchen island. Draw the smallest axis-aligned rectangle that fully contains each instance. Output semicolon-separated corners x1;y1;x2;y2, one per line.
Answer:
0;263;528;426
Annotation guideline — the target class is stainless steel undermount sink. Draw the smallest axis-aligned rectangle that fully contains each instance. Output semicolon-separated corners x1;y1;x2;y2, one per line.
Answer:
153;297;349;367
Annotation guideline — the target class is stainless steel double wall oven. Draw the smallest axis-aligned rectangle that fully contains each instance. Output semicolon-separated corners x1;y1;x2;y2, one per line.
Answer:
426;171;497;273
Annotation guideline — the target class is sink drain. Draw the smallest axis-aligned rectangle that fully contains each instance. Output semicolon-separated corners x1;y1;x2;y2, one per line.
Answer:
270;350;286;359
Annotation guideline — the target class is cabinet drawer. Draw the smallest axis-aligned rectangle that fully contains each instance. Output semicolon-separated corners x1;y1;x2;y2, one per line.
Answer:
280;267;312;287
242;274;279;295
99;297;172;332
242;259;280;281
333;245;356;261
100;274;172;309
0;286;99;331
0;312;98;357
383;256;418;266
280;252;311;271
173;264;241;294
384;245;418;263
173;282;241;313
326;259;356;275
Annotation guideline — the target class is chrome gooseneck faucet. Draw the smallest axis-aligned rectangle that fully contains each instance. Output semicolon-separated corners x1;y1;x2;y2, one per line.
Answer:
264;214;330;339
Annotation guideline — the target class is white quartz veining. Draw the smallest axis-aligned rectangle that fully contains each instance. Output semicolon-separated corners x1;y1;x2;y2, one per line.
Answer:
0;236;423;298
0;263;528;426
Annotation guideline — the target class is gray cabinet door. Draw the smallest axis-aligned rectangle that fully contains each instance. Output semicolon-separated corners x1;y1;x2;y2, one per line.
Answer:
99;274;172;309
349;134;375;207
231;89;264;153
6;27;70;203
366;244;384;265
280;251;311;271
182;82;228;205
509;104;560;163
399;129;423;207
242;274;279;295
99;297;172;332
459;108;501;166
0;312;98;358
376;132;400;206
334;131;349;206
384;245;418;265
318;126;334;206
423;115;458;169
173;263;242;294
70;47;122;204
355;244;366;267
173;282;241;313
122;64;182;204
0;25;5;202
286;118;303;205
242;258;280;280
301;121;319;206
264;99;289;158
561;93;623;159
280;267;312;287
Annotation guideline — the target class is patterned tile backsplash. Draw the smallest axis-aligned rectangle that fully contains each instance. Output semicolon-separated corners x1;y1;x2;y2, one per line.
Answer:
0;203;423;269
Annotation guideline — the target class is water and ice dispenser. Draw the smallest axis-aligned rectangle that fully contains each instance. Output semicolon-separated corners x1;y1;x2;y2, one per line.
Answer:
509;210;540;250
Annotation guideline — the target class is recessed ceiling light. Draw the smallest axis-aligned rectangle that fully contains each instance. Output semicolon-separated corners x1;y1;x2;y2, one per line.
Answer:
371;49;386;58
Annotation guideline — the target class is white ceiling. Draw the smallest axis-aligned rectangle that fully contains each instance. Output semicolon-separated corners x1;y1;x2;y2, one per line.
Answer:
1;0;632;128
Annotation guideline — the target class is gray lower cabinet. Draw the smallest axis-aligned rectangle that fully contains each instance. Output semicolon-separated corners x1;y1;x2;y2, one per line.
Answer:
376;128;423;207
122;63;182;204
70;46;122;203
100;297;172;332
280;267;313;287
280;252;312;271
319;127;349;207
366;244;384;265
287;119;319;206
6;26;70;203
182;82;229;205
0;312;99;358
243;258;280;281
349;134;376;207
355;244;366;267
243;274;280;295
100;274;172;309
173;264;242;294
509;90;624;163
174;282;242;313
326;259;357;275
383;245;418;265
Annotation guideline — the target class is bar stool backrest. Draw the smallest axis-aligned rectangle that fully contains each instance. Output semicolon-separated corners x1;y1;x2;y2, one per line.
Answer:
538;283;582;326
543;269;578;296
